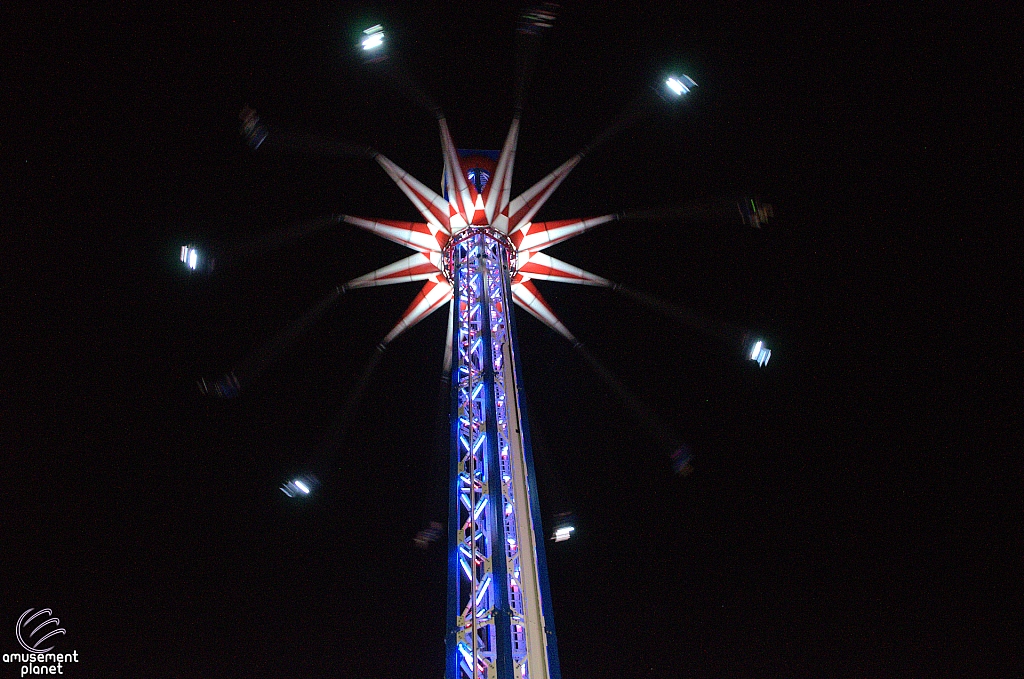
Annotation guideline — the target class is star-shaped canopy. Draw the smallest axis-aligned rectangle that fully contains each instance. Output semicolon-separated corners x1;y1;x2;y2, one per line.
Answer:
345;115;617;348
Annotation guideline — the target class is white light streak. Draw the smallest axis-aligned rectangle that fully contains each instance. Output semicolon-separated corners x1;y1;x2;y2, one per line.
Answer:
294;479;311;494
181;245;200;270
553;526;574;542
748;339;771;367
362;25;384;50
665;74;697;97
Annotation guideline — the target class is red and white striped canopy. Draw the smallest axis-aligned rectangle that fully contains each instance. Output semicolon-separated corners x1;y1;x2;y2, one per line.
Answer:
344;115;617;346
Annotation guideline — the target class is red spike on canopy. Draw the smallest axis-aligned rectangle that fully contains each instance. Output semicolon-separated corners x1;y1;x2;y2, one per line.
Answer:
484;117;521;229
516;252;609;287
342;216;448;253
375;154;457;233
510;280;576;343
510;214;618;252
346;252;444;289
506;155;581;233
383;275;454;345
439;119;475;222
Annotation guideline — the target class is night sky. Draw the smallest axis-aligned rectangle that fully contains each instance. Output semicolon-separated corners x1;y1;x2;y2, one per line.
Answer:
6;2;1016;677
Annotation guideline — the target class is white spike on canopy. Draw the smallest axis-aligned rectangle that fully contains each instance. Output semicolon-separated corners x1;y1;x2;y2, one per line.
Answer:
510;280;577;343
383;275;454;345
375;154;459;234
505;155;582;234
485;117;521;229
516;252;609;287
510;215;618;253
439;118;474;223
342;215;447;254
346;252;445;289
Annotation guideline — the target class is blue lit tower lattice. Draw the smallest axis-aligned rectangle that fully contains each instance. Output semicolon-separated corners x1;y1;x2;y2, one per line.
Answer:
446;222;558;679
229;19;713;679
315;85;702;675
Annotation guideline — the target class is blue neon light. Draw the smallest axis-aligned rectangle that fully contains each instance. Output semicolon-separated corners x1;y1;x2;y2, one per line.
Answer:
445;231;560;679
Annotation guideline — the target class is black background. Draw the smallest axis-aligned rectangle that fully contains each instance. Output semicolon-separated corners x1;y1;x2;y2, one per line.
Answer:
4;2;1018;677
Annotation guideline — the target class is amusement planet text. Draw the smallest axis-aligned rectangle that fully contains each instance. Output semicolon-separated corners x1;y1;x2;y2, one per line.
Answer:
3;652;79;676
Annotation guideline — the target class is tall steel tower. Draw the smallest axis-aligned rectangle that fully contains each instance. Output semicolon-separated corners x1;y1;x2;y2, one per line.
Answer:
213;13;764;679
443;141;565;679
332;85;688;673
243;64;699;679
327;25;699;679
340;113;594;679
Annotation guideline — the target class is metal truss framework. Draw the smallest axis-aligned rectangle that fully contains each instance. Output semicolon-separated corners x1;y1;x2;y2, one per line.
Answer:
447;232;555;679
226;20;722;678
334;110;648;679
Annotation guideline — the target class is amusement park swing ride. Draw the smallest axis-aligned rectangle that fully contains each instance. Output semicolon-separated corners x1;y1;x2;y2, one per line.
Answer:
186;7;773;678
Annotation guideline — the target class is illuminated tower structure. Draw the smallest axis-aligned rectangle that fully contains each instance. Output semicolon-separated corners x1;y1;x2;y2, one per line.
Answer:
232;22;707;679
342;114;604;679
328;24;700;672
331;86;682;672
188;7;783;673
